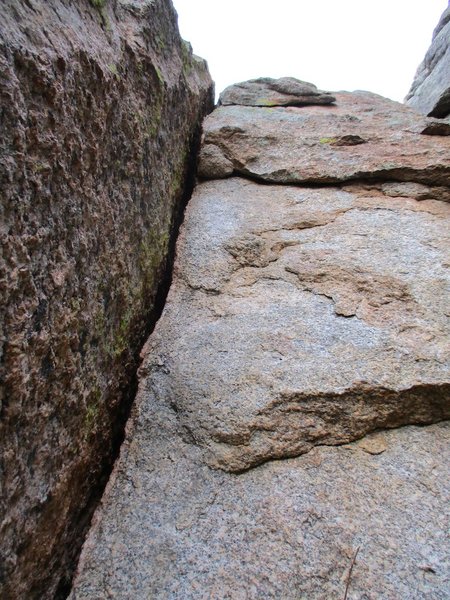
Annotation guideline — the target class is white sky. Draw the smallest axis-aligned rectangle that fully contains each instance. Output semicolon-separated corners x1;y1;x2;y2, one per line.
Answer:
173;0;448;102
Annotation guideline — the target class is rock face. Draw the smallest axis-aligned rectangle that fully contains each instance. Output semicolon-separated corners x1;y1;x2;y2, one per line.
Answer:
90;174;450;476
219;77;336;107
72;423;450;599
198;91;450;183
71;84;450;598
0;0;213;597
406;4;450;117
121;178;450;475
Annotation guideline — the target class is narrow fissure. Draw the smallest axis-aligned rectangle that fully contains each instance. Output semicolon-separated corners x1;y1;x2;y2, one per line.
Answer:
61;126;204;599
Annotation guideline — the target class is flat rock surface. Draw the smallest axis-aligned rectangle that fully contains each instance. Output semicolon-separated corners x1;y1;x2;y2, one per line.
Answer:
406;5;450;117
103;178;450;473
72;178;450;598
199;92;450;184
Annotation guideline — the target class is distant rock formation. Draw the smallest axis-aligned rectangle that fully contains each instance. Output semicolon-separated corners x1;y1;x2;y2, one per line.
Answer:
219;77;335;107
0;0;213;597
71;81;450;598
406;3;450;117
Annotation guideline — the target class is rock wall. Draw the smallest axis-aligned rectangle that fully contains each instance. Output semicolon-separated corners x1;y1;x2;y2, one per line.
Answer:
406;3;450;117
0;0;213;597
71;80;450;599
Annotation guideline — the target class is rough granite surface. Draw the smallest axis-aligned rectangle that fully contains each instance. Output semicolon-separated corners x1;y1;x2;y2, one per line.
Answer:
71;418;450;600
0;0;213;597
72;87;450;598
125;178;450;473
406;3;450;117
219;77;335;107
198;92;450;184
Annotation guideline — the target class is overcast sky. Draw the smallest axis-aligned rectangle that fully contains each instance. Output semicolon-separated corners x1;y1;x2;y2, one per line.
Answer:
173;0;448;102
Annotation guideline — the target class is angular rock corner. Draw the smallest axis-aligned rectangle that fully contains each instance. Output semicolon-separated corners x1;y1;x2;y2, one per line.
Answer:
406;3;450;117
0;0;213;598
71;45;449;600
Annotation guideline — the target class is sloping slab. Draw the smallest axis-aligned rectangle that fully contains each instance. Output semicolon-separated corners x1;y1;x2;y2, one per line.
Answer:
71;418;450;599
107;179;448;473
71;176;450;599
198;92;450;184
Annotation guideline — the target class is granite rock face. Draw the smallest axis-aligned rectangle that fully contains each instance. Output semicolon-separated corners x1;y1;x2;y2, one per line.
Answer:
118;178;450;474
0;0;213;597
406;4;450;117
198;92;450;183
72;83;450;598
219;77;335;107
72;421;450;600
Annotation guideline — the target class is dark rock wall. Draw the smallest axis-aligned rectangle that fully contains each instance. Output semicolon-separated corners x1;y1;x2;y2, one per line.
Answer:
0;0;213;597
405;3;450;117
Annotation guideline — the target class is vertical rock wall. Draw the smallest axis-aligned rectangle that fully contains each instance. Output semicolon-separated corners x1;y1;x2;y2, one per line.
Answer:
406;3;450;117
0;0;213;597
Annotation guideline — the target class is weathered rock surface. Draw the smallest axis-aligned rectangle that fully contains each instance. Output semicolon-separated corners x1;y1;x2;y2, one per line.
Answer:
406;4;450;117
0;0;213;597
197;143;234;179
72;83;450;597
199;92;450;184
72;419;450;600
78;178;450;474
219;77;336;107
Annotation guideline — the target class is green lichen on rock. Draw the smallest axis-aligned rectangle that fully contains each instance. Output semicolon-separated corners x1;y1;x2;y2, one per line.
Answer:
146;66;166;137
139;227;170;276
89;0;110;30
147;100;163;137
107;307;135;359
181;40;193;75
154;33;167;53
108;63;119;77
154;65;165;86
84;387;102;438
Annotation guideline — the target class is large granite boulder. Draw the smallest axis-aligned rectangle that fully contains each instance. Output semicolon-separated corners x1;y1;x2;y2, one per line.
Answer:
406;4;450;117
111;177;450;474
71;84;450;598
0;0;213;597
219;77;335;107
